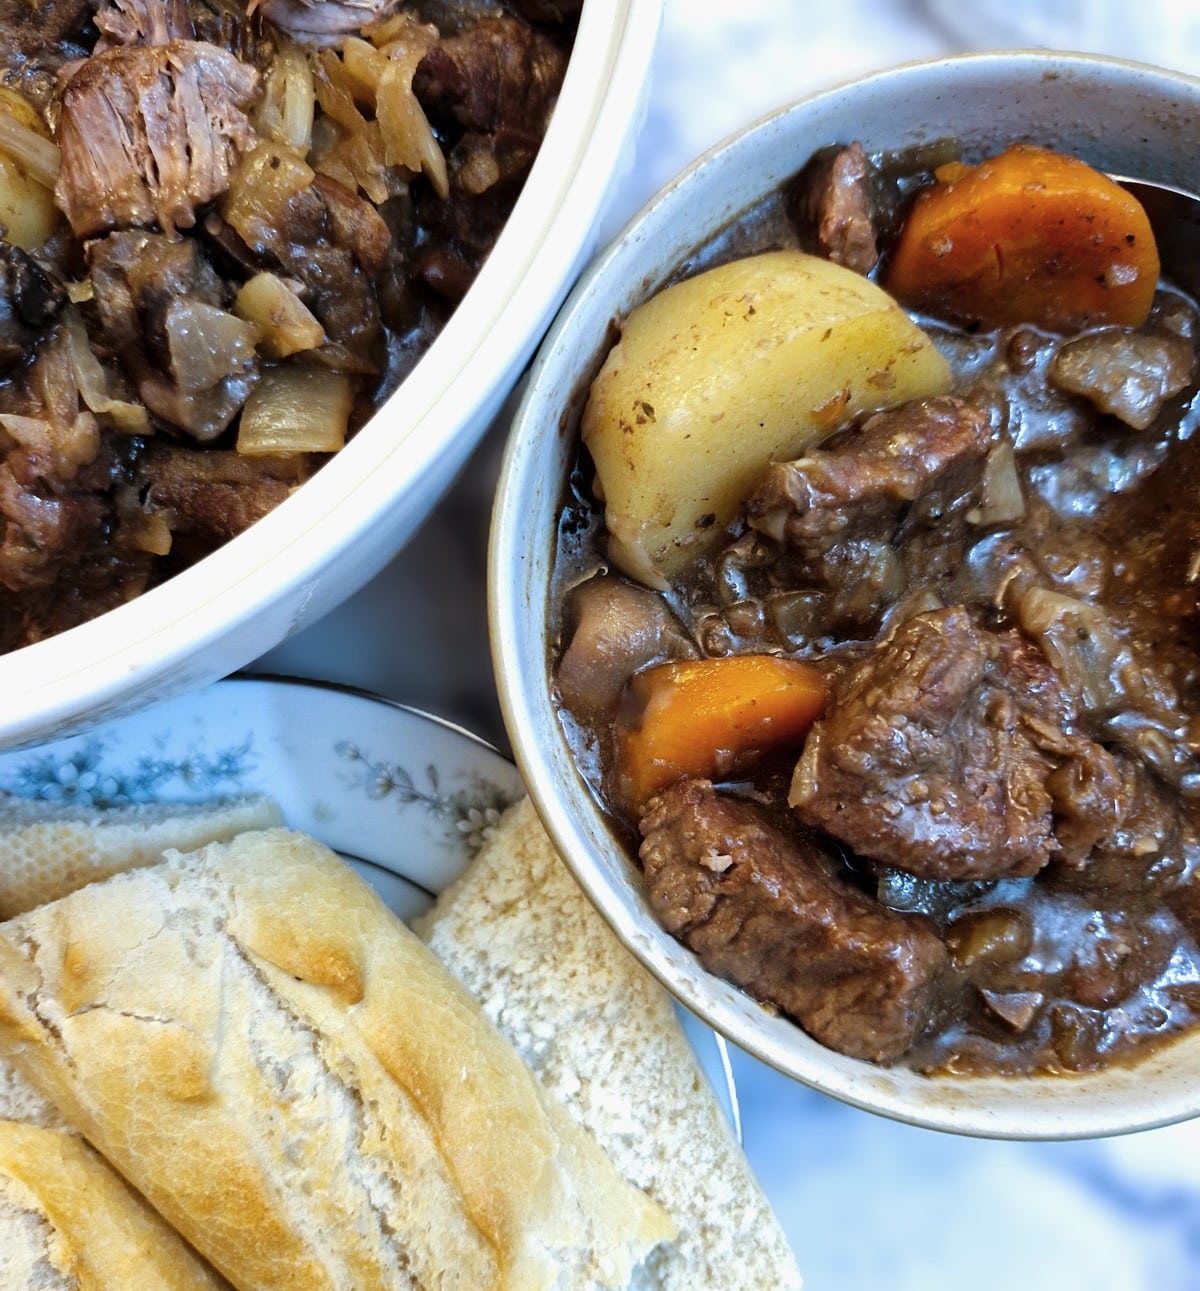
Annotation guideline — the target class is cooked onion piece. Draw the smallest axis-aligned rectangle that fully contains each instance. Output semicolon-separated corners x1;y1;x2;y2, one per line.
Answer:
255;38;316;156
237;365;352;455
235;273;325;359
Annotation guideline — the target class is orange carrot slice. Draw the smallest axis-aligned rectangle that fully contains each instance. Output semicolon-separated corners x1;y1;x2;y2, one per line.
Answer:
885;144;1159;333
617;655;827;810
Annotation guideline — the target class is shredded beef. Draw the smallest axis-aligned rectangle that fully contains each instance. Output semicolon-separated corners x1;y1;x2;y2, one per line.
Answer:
56;40;260;237
639;777;949;1061
95;0;195;49
791;608;1126;881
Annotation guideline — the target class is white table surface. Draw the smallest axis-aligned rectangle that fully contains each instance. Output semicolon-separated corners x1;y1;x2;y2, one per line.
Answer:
256;3;1200;1286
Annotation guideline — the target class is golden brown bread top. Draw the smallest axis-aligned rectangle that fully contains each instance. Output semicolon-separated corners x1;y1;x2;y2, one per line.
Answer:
0;1120;226;1290
0;829;672;1291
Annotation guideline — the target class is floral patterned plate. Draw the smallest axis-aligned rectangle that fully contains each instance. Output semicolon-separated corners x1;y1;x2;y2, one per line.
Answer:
0;674;739;1134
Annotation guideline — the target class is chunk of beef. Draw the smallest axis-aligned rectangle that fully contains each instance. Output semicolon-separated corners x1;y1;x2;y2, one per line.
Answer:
257;0;397;44
788;142;880;275
218;144;390;370
95;0;194;48
639;777;949;1062
88;231;258;440
134;442;309;562
1050;329;1195;430
747;397;994;632
56;41;260;237
751;398;993;552
556;575;698;722
411;15;568;300
790;608;1126;881
0;244;66;375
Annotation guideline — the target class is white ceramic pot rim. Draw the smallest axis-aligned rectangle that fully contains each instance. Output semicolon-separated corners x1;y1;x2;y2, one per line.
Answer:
491;49;1200;1140
0;0;663;750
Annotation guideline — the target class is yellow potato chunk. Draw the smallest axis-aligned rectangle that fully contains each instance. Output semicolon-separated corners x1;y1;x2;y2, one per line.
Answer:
582;250;952;587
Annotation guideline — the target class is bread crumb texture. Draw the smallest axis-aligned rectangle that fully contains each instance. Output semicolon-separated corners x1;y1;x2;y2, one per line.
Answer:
417;798;803;1291
0;794;282;918
0;828;669;1291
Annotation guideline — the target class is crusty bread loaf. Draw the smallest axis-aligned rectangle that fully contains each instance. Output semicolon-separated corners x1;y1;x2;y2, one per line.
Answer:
0;829;672;1291
0;1056;65;1131
417;798;803;1291
0;793;282;917
0;1120;227;1290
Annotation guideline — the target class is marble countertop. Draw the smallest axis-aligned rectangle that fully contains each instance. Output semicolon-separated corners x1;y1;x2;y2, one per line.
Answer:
256;3;1200;1286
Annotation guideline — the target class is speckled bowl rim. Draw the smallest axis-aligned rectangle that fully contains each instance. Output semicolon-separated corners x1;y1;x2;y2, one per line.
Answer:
490;50;1200;1140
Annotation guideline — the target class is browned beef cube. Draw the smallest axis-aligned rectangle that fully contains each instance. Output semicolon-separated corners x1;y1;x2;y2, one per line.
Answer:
639;777;949;1062
791;608;1126;881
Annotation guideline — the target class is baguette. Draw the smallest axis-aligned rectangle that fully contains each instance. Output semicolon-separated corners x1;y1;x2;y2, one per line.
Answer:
0;793;282;917
417;798;803;1291
0;1120;227;1291
0;829;672;1291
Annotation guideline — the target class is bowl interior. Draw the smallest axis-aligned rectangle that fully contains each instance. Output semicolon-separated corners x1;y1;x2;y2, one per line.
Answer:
491;51;1200;1140
0;0;663;752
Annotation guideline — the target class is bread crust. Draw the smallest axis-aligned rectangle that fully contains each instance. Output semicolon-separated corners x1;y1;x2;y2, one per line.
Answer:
0;829;671;1291
0;1120;226;1290
0;794;282;917
418;798;803;1291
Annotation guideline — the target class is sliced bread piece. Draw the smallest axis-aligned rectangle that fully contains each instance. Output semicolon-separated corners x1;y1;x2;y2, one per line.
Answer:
0;828;672;1291
0;793;282;917
417;798;803;1291
0;1120;227;1291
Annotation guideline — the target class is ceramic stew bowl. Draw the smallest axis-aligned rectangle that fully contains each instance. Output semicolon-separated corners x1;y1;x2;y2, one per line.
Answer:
0;0;662;751
490;52;1200;1139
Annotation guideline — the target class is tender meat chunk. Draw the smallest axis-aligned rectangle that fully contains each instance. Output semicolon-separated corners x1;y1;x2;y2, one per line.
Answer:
1050;329;1195;430
556;575;697;722
789;142;880;275
747;397;994;632
791;608;1126;881
134;443;308;560
639;778;949;1062
56;41;260;237
95;0;194;48
0;244;66;374
258;0;397;43
751;398;993;552
88;231;258;440
411;15;568;299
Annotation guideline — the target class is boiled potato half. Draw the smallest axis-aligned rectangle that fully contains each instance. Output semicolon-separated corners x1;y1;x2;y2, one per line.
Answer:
582;250;951;587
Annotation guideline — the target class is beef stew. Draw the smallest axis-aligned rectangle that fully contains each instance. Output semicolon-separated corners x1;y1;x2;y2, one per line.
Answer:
551;142;1200;1075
